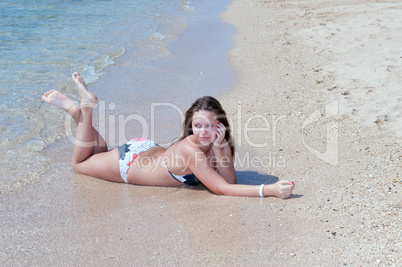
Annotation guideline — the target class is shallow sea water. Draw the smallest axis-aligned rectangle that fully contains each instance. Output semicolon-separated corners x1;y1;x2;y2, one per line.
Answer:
0;0;223;193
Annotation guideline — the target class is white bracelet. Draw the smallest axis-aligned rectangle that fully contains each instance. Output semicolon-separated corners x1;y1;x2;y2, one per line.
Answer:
259;184;265;198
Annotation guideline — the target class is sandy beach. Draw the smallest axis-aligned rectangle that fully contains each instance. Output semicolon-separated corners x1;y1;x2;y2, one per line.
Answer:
220;0;401;264
1;0;401;266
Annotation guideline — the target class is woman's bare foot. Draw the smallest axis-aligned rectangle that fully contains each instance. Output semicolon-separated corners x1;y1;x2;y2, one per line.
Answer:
42;90;80;123
42;90;78;113
72;72;98;107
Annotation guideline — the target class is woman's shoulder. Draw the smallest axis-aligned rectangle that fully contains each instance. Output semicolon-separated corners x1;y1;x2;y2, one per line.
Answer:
170;136;203;155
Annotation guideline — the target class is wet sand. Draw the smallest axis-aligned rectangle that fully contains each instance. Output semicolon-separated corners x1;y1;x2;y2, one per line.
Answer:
1;0;401;266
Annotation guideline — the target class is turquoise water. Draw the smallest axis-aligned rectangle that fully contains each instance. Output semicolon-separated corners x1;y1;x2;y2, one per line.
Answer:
0;0;195;193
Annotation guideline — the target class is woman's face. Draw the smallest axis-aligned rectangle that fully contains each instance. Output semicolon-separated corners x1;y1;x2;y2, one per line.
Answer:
191;110;219;145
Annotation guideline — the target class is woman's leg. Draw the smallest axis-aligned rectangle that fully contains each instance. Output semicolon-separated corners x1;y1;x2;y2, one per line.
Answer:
42;90;107;154
71;71;98;165
69;72;121;182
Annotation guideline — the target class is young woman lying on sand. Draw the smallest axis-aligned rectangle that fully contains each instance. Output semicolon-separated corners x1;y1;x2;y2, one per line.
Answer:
42;72;295;198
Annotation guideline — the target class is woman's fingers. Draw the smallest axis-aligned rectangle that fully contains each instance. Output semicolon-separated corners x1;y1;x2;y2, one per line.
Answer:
218;122;226;137
217;121;226;130
277;180;295;198
213;122;225;145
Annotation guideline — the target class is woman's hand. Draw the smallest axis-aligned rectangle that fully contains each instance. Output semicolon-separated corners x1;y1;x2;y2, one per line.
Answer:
265;180;295;198
212;122;226;149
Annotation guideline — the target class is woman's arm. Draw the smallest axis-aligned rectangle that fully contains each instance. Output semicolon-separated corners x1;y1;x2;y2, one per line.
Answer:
211;122;236;184
211;141;236;184
187;146;294;198
220;180;295;198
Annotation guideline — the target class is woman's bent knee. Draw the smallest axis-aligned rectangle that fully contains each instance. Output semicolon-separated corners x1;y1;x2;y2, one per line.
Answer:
70;150;121;182
71;161;83;174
